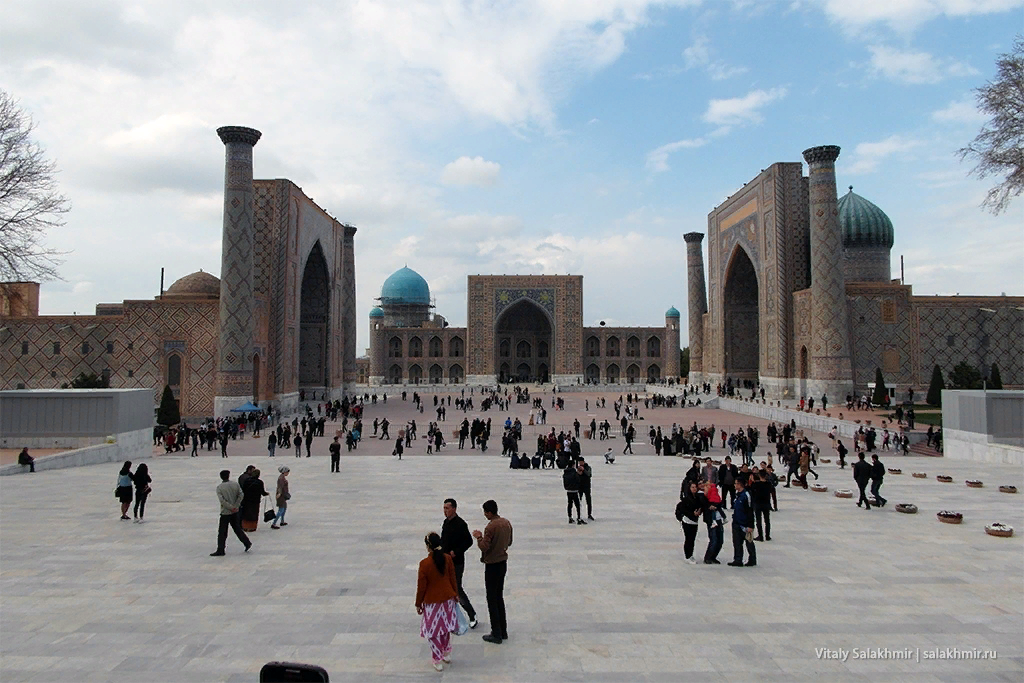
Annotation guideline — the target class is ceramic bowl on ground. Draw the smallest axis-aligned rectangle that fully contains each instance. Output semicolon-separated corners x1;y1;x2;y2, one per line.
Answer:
966;480;984;488
998;485;1017;494
937;511;963;524
912;472;927;478
820;458;831;463
936;475;953;483
895;503;918;514
811;484;828;492
985;523;1013;538
888;468;902;475
834;489;853;499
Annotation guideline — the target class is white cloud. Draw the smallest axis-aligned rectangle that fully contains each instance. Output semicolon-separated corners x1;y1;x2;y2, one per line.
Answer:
646;138;708;172
682;35;748;81
813;0;1024;32
867;45;976;84
702;87;787;126
845;135;921;174
441;156;501;187
932;96;987;123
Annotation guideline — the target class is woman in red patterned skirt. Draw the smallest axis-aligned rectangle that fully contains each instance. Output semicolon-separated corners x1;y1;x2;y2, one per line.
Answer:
416;531;459;671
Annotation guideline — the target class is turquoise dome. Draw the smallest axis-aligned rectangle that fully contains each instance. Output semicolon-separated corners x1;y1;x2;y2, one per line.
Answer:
368;307;384;318
665;306;680;318
839;187;894;249
380;266;430;306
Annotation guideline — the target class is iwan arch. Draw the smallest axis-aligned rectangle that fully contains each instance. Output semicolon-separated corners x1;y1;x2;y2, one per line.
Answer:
686;144;1023;399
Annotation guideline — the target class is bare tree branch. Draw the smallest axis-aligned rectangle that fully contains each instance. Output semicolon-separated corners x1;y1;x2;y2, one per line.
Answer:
0;89;70;282
957;37;1024;215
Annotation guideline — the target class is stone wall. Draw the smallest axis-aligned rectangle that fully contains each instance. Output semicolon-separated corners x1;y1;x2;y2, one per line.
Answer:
0;427;152;476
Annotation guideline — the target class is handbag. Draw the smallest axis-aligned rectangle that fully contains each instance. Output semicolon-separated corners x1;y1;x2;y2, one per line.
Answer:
263;497;277;523
451;602;469;636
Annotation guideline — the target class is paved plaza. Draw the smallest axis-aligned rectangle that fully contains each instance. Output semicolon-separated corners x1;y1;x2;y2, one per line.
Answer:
1;390;1022;682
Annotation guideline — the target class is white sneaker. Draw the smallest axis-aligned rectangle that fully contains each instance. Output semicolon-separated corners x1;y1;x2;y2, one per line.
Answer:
132;518;139;524
686;556;697;565
432;660;444;671
137;519;145;524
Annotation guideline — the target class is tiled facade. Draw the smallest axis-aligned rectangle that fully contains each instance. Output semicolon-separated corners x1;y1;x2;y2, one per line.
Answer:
0;130;358;418
366;275;681;385
689;145;1023;398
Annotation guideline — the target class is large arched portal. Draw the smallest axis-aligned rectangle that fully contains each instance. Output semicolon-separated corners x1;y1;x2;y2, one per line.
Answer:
494;300;552;383
299;242;331;390
723;246;759;382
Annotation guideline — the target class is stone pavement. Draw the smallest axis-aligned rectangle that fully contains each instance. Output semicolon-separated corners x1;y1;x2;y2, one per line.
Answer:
1;391;1022;682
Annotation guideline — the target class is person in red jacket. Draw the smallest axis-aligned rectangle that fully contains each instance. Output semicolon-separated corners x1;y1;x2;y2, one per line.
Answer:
416;532;459;671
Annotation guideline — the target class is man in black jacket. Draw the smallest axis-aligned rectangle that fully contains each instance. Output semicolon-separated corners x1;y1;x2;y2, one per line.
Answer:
441;498;478;628
718;456;738;507
578;458;594;521
853;453;873;509
869;454;887;507
563;464;586;524
748;471;772;541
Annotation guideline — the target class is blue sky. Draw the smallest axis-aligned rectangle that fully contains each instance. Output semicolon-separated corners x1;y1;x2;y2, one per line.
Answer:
3;0;1022;353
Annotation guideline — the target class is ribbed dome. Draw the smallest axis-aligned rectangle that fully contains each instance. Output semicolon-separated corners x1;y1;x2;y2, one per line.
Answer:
369;307;384;318
839;187;894;249
380;266;430;306
165;270;220;298
665;306;680;318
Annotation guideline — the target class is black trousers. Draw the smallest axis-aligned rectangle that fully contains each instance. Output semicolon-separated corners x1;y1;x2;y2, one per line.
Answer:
857;481;872;507
484;561;508;639
454;560;476;620
566;492;581;519
217;512;250;552
133;489;149;519
682;522;699;559
732;522;756;565
580;489;592;517
754;507;771;540
330;454;340;472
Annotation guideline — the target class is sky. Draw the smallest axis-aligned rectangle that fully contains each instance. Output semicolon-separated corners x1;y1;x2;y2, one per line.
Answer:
3;0;1023;354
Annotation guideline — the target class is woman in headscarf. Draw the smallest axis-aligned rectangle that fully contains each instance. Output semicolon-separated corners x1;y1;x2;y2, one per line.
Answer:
240;468;269;532
415;531;459;671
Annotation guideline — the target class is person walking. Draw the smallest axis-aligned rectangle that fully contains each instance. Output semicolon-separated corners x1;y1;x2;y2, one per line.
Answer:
271;466;291;529
132;463;151;523
727;477;756;567
440;499;478;629
267;432;277;458
211;469;251;556
853;453;873;510
416;532;460;671
836;439;848;469
329;436;341;473
578;458;594;521
240;468;269;532
115;461;134;520
293;432;302;457
471;500;513;644
870;454;887;507
563;462;585;525
675;480;702;564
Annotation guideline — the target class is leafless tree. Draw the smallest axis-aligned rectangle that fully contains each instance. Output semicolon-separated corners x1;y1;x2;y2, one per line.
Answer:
0;89;69;283
957;37;1024;215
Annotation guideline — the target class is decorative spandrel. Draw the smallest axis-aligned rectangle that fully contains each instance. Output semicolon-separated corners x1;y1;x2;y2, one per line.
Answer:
495;288;555;317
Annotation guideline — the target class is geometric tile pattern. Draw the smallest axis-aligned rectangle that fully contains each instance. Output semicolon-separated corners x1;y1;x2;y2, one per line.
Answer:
802;146;853;386
215;138;257;397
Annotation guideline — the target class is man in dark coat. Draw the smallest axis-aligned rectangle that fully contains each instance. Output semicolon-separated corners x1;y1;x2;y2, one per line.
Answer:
718;456;738;506
853;453;873;509
441;498;478;629
869;454;887;507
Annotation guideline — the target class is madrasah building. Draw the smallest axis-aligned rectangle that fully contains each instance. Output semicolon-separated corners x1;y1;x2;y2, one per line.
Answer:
2;137;1020;417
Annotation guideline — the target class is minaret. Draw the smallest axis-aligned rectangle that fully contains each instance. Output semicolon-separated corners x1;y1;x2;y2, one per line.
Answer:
342;224;358;385
368;308;386;385
664;307;681;378
683;232;708;384
802;145;854;400
213;126;261;417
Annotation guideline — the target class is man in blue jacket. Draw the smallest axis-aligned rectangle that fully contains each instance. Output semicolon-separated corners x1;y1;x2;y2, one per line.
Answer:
728;477;756;567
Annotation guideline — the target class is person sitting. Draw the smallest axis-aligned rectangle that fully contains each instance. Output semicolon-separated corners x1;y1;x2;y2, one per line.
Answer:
18;448;35;473
531;453;542;469
603;448;615;464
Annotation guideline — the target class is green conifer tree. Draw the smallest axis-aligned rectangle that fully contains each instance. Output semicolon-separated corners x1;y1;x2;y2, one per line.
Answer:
926;365;945;406
156;384;180;426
